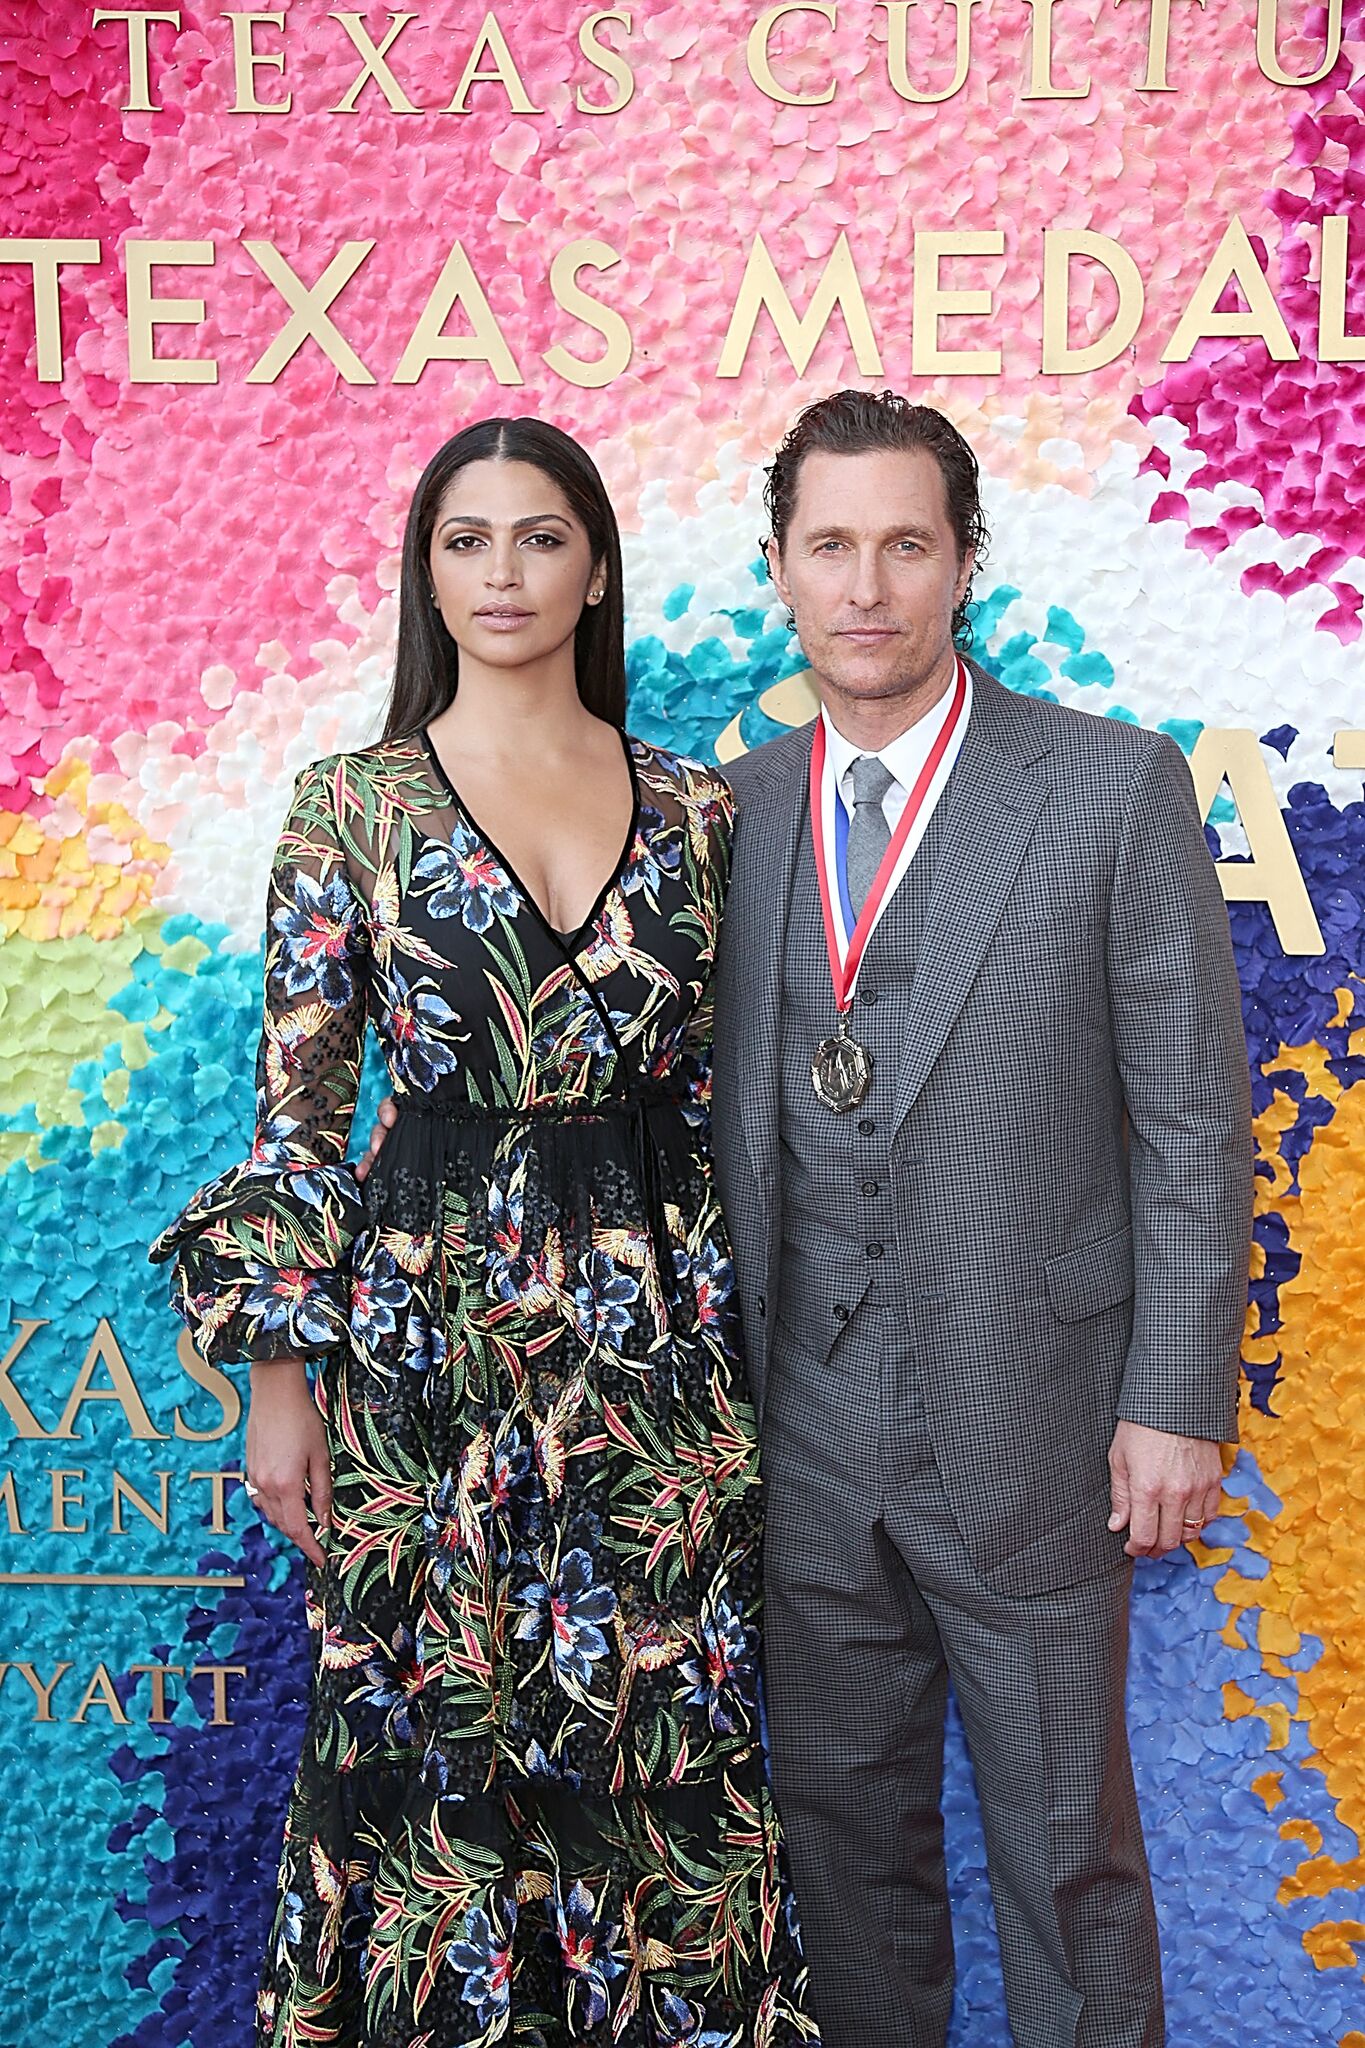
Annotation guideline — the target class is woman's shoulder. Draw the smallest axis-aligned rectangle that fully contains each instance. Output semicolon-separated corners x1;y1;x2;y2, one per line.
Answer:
288;734;434;809
628;734;733;816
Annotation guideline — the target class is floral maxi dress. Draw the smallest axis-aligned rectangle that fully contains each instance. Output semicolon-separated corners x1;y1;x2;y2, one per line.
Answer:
150;733;816;2048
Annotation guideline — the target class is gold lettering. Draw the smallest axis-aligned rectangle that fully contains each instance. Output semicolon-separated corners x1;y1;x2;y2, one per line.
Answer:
1022;0;1090;97
1042;229;1144;373
0;1319;54;1439
1334;730;1365;771
174;1329;243;1441
130;1663;184;1723
111;1468;172;1536
73;1662;130;1725
1256;0;1342;85
880;0;978;105
91;9;182;112
445;12;540;113
125;240;218;386
51;1468;86;1534
225;11;292;113
912;229;1003;375
1317;216;1365;364
12;1661;72;1722
543;239;632;387
1190;729;1325;955
393;241;523;385
191;1663;246;1725
1117;0;1204;91
576;9;634;113
188;1469;244;1532
717;230;881;377
0;1472;24;1535
54;1318;169;1441
0;242;101;384
1162;216;1298;365
746;2;837;106
328;11;420;114
243;239;375;385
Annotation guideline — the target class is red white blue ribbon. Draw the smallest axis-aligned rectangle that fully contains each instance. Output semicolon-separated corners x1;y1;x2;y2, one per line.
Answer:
808;657;969;1013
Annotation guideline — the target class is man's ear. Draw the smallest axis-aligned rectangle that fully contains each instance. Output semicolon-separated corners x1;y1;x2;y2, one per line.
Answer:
954;546;976;610
764;537;793;612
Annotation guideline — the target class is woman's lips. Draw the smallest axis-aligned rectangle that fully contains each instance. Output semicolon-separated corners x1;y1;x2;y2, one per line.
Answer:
474;608;534;630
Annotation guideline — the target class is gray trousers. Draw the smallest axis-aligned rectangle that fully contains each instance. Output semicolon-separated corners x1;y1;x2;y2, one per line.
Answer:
761;1296;1163;2048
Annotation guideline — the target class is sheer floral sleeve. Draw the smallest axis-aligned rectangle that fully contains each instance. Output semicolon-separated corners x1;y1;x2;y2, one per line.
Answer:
149;759;370;1366
672;766;735;1133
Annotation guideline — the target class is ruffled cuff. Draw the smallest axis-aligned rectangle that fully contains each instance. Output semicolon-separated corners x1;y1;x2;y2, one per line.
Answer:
148;1150;366;1367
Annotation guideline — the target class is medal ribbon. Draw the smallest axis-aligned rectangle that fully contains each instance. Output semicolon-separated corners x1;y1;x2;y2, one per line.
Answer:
809;658;969;1015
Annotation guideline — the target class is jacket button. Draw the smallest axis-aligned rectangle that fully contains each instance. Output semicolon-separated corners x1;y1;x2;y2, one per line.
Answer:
860;987;880;1005
866;1242;884;1260
756;1294;766;1317
858;1117;876;1136
861;1179;880;1197
833;1304;850;1323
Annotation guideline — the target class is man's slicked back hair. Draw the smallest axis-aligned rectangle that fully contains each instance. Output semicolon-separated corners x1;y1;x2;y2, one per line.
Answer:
764;389;990;648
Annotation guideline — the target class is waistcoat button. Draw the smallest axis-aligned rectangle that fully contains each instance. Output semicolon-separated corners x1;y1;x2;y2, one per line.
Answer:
866;1242;885;1259
858;1117;875;1136
861;1180;880;1197
860;987;880;1005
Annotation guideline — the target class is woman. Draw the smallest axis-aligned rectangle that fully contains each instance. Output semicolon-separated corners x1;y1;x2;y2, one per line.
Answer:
150;419;816;2045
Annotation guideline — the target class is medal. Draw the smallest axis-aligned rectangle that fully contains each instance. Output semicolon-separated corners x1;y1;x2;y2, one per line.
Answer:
812;1013;874;1112
807;661;969;1112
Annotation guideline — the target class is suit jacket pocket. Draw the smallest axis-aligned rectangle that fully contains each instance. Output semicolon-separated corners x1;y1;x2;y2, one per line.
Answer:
1043;1226;1134;1323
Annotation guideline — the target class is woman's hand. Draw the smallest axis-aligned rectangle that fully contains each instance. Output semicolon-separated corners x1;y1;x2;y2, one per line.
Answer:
246;1358;332;1567
354;1095;398;1185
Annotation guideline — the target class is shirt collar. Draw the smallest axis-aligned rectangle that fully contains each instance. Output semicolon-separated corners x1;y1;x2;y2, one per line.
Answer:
819;663;967;797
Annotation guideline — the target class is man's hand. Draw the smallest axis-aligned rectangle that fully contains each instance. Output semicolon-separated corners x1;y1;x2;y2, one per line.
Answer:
246;1358;332;1567
354;1095;398;1185
1107;1419;1224;1558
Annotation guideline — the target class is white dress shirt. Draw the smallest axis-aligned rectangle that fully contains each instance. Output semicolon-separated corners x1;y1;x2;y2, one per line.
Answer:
818;660;973;964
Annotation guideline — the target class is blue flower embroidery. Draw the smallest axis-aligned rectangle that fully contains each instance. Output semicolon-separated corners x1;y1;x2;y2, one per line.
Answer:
573;1247;639;1348
242;1262;338;1349
448;1899;516;2026
658;1990;732;2047
548;1877;622;2029
380;960;462;1090
622;802;684;899
276;1889;304;1962
689;1236;735;1331
516;1546;617;1690
680;1594;755;1735
353;1625;425;1746
270;868;359;1008
411;822;519;933
349;1246;410;1343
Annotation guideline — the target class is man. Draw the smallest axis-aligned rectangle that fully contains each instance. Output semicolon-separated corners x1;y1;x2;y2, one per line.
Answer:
359;390;1252;2045
710;390;1251;2047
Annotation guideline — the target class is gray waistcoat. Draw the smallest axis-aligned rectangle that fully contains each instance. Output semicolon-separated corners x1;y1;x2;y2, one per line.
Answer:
776;800;944;1360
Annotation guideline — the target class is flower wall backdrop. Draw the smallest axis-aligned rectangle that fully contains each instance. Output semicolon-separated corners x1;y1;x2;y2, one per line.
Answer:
1;1;1364;2041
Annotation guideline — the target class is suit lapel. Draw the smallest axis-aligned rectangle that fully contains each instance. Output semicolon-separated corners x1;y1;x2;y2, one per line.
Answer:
727;731;811;1186
891;674;1052;1136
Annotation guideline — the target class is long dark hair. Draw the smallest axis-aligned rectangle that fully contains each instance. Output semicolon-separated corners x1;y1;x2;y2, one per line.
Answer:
382;417;627;742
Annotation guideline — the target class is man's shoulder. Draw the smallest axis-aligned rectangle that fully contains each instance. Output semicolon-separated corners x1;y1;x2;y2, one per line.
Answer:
973;664;1180;784
722;722;813;804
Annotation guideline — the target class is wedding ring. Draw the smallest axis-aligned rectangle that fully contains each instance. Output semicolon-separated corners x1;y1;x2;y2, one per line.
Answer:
1182;1517;1203;1531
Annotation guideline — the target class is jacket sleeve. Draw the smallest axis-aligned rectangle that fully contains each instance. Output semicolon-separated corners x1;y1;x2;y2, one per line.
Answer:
148;759;370;1367
1106;733;1253;1441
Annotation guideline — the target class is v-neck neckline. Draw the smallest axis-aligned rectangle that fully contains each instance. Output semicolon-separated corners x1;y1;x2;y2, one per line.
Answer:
418;725;642;957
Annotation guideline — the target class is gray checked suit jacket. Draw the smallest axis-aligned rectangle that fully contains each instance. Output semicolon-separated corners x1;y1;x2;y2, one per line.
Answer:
711;664;1254;1596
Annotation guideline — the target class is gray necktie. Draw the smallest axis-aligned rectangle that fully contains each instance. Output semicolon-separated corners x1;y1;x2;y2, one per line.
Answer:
845;754;897;915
